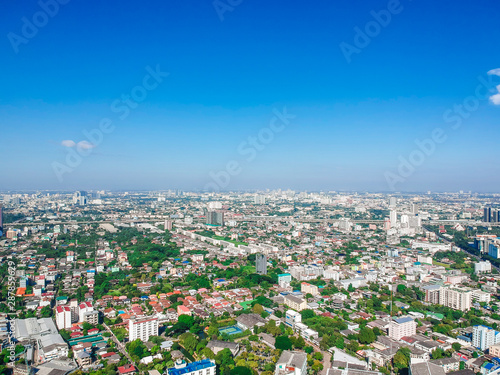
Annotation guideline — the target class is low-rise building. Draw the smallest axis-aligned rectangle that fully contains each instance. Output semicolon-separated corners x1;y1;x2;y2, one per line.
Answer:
284;295;307;311
168;359;216;375
275;350;307;375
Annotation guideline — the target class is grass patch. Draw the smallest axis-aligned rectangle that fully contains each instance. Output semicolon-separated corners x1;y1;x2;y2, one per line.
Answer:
433;260;451;269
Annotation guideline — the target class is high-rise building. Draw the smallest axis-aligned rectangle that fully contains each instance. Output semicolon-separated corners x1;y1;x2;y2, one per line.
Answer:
206;211;224;226
78;302;94;322
423;285;442;304
256;253;267;275
492;209;500;223
388;316;416;340
56;306;72;330
411;203;418;214
390;210;397;226
73;191;88;205
484;207;492;223
475;261;492;274
472;325;500;351
423;285;472;311
389;197;397;207
278;273;292;288
440;286;472;311
164;220;173;231
254;195;266;204
129;316;159;342
0;203;3;236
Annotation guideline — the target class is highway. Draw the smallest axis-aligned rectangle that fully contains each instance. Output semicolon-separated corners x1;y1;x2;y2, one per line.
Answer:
423;225;500;272
4;217;500;227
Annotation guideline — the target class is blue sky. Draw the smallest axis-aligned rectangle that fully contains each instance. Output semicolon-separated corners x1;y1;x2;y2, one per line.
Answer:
0;0;499;192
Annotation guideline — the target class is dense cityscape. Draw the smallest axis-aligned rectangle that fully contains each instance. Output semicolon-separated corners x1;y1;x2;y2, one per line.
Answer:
0;191;500;375
2;1;499;375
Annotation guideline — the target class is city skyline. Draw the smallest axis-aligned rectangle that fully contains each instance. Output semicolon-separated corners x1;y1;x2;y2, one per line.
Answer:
1;0;499;192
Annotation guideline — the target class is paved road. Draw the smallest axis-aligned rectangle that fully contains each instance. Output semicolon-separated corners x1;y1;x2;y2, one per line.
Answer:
102;322;134;364
306;340;331;375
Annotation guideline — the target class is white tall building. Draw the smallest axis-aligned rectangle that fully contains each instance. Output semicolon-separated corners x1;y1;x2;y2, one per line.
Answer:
285;310;302;328
78;302;94;322
129;316;159;342
473;325;500;351
278;273;292;288
440;287;472;312
472;290;491;304
323;268;340;280
388;316;416;340
55;306;72;329
390;210;397;226
389;197;397;207
254;195;266;204
475;261;492;274
164;220;173;231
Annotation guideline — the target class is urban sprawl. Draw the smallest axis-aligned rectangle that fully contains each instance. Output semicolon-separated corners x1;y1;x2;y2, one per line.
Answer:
1;190;500;375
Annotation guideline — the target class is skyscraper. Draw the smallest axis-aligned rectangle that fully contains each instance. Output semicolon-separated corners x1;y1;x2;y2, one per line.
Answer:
0;203;3;236
164;220;173;230
492;209;499;223
256;253;267;275
484;207;492;223
73;191;88;205
254;195;266;204
206;211;224;226
411;203;418;214
389;197;397;207
390;210;397;226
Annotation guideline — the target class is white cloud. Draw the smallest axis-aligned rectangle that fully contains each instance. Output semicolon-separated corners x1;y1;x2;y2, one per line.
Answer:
488;68;500;77
490;90;500;105
61;140;76;147
76;140;95;150
488;69;500;105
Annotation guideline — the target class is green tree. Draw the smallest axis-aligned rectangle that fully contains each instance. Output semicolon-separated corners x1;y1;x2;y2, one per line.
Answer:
40;305;53;317
253;304;264;314
176;314;195;331
393;347;411;371
300;309;315;320
431;348;444;360
179;332;199;354
216;348;235;375
208;324;219;338
358;327;376;345
275;336;293;350
230;367;252;375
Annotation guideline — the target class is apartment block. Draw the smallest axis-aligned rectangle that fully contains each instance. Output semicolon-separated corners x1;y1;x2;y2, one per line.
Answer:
129;316;159;342
388;316;416;340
